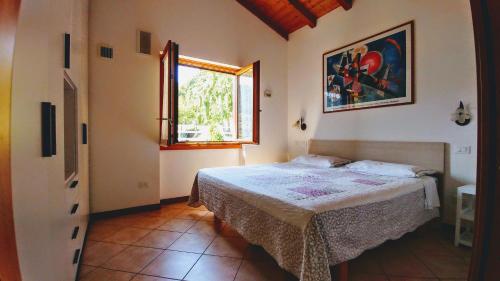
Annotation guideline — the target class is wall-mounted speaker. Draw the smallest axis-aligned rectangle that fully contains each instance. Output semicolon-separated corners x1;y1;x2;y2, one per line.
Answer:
51;105;56;154
64;33;70;69
137;30;151;55
41;102;56;157
82;123;88;144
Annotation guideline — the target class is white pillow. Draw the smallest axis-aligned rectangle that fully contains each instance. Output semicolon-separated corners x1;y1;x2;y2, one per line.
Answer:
345;160;436;178
291;154;351;168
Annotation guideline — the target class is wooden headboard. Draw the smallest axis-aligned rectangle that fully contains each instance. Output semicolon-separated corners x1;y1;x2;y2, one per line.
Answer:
308;139;445;173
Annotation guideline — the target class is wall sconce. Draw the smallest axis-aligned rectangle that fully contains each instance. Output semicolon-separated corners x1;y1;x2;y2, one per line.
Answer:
452;101;471;126
293;117;307;131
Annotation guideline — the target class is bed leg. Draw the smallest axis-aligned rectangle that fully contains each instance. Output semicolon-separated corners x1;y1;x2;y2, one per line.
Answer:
333;261;348;281
214;215;223;233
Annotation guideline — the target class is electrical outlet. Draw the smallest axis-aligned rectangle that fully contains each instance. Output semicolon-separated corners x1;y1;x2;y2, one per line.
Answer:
454;145;472;155
137;182;149;189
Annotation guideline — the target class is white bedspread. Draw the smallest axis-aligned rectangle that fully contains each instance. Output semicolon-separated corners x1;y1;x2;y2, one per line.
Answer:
197;163;439;229
189;163;440;281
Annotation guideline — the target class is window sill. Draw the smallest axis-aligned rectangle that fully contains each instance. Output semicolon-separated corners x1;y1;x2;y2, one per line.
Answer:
160;142;243;150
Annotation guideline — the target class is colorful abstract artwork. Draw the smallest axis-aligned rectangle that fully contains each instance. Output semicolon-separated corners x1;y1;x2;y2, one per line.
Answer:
323;21;413;113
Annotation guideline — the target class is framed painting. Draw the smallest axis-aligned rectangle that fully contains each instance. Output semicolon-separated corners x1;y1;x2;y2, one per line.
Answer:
323;21;414;113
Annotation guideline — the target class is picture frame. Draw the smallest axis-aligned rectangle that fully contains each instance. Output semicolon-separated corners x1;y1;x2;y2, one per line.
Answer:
323;21;414;113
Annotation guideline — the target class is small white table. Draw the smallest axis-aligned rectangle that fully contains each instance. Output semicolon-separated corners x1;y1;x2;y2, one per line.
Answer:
455;184;476;247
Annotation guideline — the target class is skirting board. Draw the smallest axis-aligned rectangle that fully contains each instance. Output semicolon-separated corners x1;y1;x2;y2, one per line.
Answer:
160;196;189;205
89;203;161;221
89;196;190;221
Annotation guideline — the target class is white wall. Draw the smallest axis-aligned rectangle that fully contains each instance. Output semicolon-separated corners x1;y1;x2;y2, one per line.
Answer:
287;0;477;223
89;0;288;210
89;0;477;223
11;0;89;280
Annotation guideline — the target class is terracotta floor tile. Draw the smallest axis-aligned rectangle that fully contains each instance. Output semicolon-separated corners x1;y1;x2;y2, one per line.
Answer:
192;205;208;211
82;241;127;266
235;260;286;281
186;220;221;236
349;273;388;281
200;212;215;221
464;253;471;262
244;245;276;263
184;255;241;281
87;223;124;241
102;246;163;273
141;250;200;279
180;204;207;211
380;251;435;278
389;276;439;281
134;230;182;249
168;233;214;253
440;242;473;258
408;238;456;258
205;236;248;258
78;265;97;279
144;208;183;218
105;227;151;244
131;275;175;281
220;224;243;238
176;209;209;220
82;204;470;281
101;214;144;226
158;219;196;232
78;268;135;281
349;251;384;274
129;216;168;229
420;255;469;279
376;240;408;257
162;202;191;210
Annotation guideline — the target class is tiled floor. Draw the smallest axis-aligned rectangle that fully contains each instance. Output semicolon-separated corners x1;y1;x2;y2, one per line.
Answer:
79;202;471;281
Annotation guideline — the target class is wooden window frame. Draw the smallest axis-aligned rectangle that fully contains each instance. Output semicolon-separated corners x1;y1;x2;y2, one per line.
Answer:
159;44;260;150
234;61;260;146
159;40;178;146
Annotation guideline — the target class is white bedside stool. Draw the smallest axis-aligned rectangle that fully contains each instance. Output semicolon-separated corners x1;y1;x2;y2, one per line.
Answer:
455;184;476;247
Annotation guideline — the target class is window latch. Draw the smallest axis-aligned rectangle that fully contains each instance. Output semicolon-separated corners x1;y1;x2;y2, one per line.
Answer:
156;117;173;125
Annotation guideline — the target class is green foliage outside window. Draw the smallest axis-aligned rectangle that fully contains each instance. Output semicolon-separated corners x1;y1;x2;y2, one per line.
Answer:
178;66;235;141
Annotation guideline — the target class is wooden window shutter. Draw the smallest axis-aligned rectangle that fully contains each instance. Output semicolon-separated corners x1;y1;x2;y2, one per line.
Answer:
159;40;179;145
236;61;260;144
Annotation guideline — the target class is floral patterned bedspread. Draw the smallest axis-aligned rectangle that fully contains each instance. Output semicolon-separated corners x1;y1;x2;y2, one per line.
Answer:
189;163;439;281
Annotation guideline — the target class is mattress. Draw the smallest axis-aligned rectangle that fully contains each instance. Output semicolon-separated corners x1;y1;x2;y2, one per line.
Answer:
188;163;440;281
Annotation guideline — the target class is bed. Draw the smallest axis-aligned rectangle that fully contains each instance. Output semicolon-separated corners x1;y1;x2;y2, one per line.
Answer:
188;140;445;281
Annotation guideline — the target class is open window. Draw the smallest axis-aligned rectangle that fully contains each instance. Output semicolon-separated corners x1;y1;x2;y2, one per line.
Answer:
159;40;260;150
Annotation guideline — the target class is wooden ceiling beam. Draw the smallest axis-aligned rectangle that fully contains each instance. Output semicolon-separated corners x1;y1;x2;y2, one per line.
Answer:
236;0;289;40
288;0;317;28
337;0;353;10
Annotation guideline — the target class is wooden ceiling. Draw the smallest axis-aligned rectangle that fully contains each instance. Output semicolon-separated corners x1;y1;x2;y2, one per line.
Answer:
236;0;352;40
